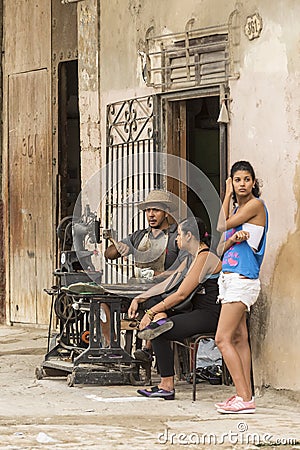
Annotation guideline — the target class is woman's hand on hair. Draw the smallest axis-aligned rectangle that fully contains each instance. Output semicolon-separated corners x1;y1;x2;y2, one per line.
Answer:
225;177;233;197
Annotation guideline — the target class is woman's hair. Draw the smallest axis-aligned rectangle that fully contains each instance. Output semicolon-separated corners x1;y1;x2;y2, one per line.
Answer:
230;160;261;204
179;217;210;246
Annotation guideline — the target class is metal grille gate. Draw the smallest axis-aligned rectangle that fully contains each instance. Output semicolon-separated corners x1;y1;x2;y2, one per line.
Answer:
104;95;160;283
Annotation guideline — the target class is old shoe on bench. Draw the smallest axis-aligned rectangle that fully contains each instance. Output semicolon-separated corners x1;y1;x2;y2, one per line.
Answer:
137;319;173;340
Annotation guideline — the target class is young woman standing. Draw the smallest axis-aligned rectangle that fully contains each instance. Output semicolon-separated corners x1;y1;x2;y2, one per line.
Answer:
215;161;268;414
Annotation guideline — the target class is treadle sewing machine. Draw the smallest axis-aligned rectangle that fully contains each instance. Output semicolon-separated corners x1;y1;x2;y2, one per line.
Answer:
36;206;154;386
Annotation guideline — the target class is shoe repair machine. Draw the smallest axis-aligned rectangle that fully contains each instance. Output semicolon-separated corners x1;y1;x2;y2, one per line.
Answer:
35;206;153;386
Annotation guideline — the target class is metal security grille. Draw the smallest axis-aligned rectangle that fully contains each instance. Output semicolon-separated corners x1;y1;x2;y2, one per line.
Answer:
104;95;159;283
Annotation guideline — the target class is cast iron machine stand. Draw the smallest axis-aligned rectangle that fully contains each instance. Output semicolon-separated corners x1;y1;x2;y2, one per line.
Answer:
36;206;152;386
37;289;141;386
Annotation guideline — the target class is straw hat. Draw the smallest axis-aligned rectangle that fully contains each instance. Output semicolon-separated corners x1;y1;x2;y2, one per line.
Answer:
138;190;177;212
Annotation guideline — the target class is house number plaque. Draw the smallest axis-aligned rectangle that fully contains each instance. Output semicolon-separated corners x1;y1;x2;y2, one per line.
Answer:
244;13;263;40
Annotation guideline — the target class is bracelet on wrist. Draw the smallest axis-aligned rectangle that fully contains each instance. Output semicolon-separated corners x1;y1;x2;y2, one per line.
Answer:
145;309;155;321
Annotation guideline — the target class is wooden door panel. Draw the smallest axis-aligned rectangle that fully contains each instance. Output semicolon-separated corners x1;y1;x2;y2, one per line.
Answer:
8;70;52;324
166;101;187;217
5;0;51;74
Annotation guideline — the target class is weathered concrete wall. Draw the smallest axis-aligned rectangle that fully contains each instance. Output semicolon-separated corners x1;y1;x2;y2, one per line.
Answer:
78;0;101;191
77;0;300;391
0;0;4;323
99;0;236;140
228;0;300;391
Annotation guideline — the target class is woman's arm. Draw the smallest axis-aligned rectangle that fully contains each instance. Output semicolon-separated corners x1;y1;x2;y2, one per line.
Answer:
216;232;229;257
216;231;250;257
133;259;187;302
149;252;218;314
217;178;233;232
220;198;264;232
127;260;187;318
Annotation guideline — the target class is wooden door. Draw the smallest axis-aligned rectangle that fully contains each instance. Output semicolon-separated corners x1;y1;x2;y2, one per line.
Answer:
8;70;53;324
166;100;188;217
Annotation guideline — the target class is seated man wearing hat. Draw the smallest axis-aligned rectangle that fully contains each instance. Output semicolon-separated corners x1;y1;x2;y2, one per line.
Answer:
105;190;184;279
104;190;186;362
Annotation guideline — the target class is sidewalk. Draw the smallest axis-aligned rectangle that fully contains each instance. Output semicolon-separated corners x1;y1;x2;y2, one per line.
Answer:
0;324;299;449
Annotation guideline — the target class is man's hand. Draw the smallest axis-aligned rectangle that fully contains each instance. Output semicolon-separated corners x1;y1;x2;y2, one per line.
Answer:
128;298;139;319
104;241;129;260
115;242;130;257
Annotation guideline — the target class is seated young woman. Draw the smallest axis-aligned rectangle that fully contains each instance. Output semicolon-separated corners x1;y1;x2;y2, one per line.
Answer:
127;217;222;400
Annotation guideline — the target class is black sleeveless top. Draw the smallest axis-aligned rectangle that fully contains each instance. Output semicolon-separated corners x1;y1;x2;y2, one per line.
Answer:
191;248;220;312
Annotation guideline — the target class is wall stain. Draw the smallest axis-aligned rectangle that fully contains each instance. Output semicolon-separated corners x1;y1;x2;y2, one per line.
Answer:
253;159;300;389
270;160;300;304
128;0;142;17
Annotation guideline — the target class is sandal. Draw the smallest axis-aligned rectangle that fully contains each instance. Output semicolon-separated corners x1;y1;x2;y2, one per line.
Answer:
137;319;174;340
137;385;175;400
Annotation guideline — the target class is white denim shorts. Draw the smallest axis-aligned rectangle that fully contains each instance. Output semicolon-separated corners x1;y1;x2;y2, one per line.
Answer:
217;272;260;311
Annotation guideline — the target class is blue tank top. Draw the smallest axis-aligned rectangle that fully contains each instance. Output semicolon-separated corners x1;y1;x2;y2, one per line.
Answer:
222;202;268;279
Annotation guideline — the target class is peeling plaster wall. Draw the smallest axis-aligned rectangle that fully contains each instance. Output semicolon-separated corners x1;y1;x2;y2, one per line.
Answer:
78;0;101;188
77;0;300;391
264;165;300;390
0;0;4;322
100;0;234;95
99;0;236;164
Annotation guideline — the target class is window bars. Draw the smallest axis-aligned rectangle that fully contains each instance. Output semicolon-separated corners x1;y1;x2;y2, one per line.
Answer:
105;95;160;283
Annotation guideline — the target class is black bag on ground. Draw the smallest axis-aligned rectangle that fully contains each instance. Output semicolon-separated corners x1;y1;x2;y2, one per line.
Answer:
196;365;222;385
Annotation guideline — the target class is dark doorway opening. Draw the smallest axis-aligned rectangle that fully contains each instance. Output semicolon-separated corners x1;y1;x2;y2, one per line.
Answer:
58;60;81;227
166;94;227;246
186;96;220;226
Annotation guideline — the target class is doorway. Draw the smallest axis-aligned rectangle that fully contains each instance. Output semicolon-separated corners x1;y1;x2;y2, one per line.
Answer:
187;96;220;224
166;94;227;236
58;60;81;226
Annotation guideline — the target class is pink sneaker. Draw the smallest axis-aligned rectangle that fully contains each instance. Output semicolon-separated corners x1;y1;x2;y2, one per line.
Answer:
217;396;256;414
215;395;254;408
214;395;237;408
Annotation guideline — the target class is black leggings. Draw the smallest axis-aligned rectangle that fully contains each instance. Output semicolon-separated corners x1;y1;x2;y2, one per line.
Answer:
151;308;220;378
